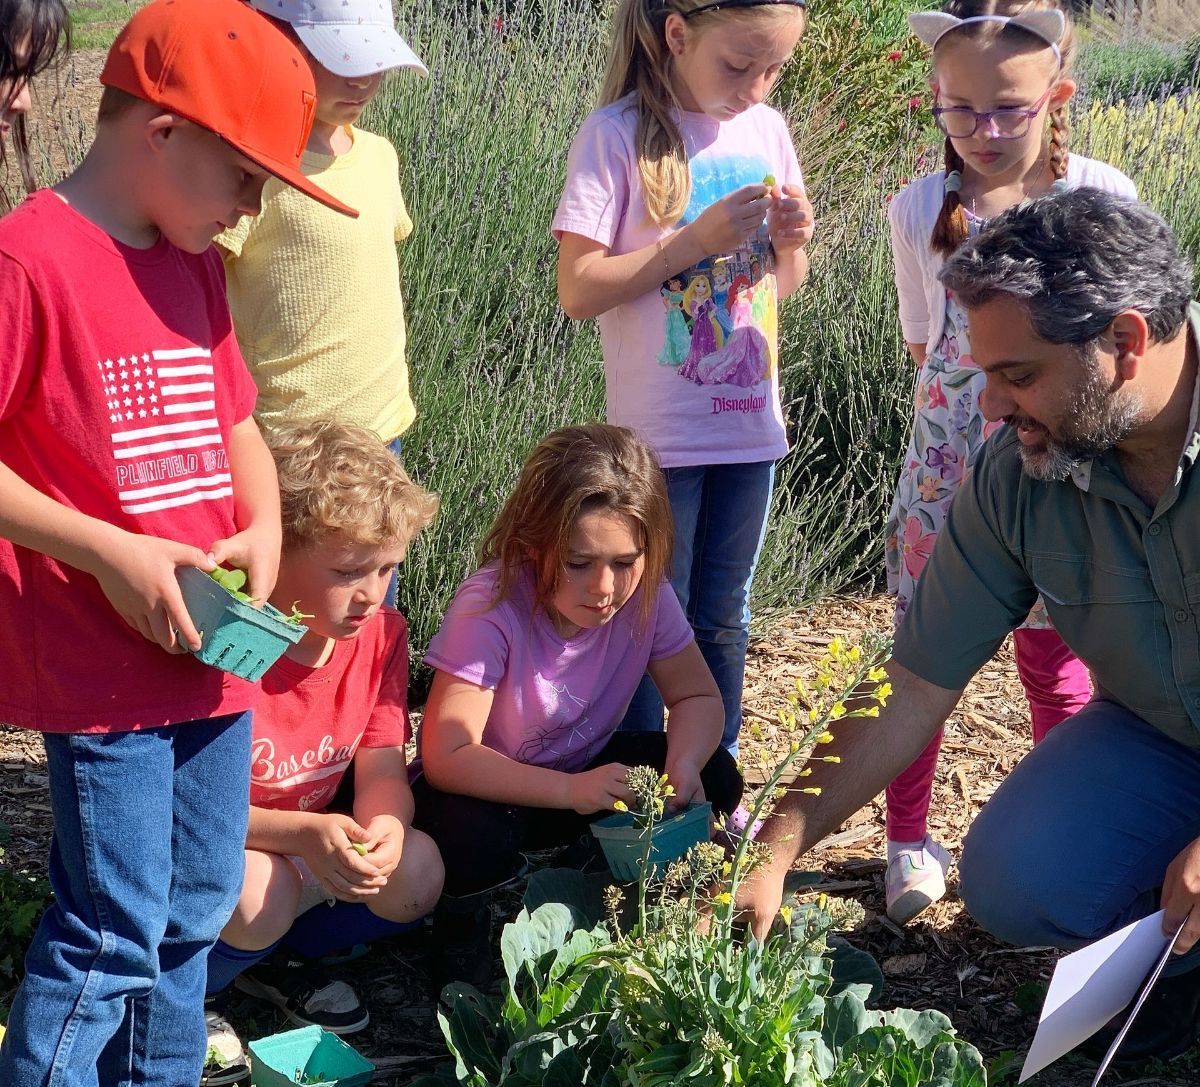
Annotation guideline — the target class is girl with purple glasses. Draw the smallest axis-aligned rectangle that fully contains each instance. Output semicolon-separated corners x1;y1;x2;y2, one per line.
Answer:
882;0;1136;926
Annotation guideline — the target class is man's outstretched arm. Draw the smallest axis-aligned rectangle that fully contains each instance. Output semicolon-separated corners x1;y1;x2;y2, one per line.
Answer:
739;660;965;936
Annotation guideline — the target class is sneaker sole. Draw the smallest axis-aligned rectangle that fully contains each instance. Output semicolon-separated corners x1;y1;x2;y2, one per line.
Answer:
887;883;945;926
200;1062;251;1087
233;974;370;1036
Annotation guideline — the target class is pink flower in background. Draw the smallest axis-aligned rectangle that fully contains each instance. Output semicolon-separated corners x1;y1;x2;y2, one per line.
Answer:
902;516;937;579
908;95;922;111
888;50;903;61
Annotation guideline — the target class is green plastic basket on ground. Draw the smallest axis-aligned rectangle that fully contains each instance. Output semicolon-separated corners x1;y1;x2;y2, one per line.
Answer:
177;566;306;682
589;801;713;881
249;1025;374;1087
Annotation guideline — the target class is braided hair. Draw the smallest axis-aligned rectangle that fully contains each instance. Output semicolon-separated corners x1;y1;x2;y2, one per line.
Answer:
926;0;1075;256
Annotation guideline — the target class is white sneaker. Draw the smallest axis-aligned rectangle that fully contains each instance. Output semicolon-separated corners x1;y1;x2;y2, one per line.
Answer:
200;1004;251;1086
884;837;953;925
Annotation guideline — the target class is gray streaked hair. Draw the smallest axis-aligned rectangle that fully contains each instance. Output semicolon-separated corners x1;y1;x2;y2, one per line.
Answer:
939;188;1193;346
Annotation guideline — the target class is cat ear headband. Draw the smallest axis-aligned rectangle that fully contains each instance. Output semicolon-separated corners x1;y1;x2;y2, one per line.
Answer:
907;10;1065;63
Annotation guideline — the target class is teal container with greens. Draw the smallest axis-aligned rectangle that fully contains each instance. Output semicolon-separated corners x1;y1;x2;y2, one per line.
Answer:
590;801;712;881
177;566;306;682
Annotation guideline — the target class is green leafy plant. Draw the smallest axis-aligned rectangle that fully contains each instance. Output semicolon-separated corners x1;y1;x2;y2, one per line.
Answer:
208;566;310;627
286;602;315;626
416;637;987;1086
0;821;52;1021
209;565;252;602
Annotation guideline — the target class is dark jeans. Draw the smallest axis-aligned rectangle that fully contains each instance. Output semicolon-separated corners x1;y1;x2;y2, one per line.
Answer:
959;701;1200;976
411;732;743;897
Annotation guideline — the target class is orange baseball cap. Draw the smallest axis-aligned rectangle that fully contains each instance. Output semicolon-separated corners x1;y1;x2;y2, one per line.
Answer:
100;0;357;218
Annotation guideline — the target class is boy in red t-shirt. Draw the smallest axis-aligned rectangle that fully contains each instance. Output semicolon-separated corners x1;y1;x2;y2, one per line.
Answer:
201;421;442;1081
0;2;356;1085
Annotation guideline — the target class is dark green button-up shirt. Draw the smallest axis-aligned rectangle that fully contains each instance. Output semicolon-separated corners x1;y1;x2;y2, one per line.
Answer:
895;303;1200;748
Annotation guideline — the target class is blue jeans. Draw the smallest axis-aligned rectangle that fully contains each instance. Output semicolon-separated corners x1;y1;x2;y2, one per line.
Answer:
0;712;252;1087
959;701;1200;976
621;460;775;755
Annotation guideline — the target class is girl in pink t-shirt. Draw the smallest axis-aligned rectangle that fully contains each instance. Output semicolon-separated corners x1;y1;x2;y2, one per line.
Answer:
552;0;814;767
412;424;743;986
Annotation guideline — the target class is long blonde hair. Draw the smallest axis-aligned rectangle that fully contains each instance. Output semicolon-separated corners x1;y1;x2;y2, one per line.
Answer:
599;0;805;227
928;0;1077;256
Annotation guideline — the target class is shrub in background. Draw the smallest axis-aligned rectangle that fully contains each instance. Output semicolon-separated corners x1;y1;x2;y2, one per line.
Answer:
1076;36;1198;101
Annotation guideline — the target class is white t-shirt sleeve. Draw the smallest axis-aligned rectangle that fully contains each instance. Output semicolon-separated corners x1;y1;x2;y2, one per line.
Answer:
552;111;632;247
773;114;804;194
888;184;933;346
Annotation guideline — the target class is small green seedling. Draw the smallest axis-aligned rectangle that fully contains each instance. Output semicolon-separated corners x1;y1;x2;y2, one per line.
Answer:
350;842;369;857
209;565;252;603
294;1069;332;1086
762;172;776;187
208;567;310;627
286;601;315;625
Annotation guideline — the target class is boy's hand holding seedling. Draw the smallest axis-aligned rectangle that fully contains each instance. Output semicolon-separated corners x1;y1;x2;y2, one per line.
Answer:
206;521;281;608
90;530;216;655
300;812;385;900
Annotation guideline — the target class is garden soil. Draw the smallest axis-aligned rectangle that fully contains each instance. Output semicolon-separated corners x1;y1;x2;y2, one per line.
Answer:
4;595;1196;1085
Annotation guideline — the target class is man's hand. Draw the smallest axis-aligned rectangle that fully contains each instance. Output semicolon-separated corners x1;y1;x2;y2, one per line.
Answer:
735;844;792;940
1162;835;1200;953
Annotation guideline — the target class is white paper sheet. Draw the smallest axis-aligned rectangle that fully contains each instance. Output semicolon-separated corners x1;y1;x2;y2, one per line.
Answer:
1019;910;1181;1082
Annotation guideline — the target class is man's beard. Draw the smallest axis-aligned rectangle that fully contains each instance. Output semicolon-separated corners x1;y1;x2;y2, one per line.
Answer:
1012;353;1144;482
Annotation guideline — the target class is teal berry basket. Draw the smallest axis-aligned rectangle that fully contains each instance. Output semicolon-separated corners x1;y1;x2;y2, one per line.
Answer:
589;801;713;881
176;565;306;682
249;1025;375;1087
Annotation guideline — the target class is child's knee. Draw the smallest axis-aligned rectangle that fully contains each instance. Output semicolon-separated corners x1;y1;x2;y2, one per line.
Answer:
371;829;444;922
223;850;303;944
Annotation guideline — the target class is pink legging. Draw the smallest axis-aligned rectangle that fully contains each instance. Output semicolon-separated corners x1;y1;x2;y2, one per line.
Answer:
885;626;1092;842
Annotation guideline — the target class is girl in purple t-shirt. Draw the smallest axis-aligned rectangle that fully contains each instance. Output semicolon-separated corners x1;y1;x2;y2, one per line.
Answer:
411;424;743;986
552;0;815;767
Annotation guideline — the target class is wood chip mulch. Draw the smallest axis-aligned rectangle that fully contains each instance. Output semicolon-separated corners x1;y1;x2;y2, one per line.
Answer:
3;594;1196;1085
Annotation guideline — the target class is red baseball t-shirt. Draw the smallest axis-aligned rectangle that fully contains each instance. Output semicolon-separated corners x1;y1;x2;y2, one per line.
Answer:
250;608;410;813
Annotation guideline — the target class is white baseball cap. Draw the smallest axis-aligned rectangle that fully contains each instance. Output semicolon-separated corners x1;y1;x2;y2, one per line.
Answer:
251;0;427;78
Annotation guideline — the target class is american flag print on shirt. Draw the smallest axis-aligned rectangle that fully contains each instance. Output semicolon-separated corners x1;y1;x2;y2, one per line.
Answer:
96;346;233;515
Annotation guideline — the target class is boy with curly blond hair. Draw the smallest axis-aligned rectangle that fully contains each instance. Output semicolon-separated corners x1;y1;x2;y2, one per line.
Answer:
201;420;442;1082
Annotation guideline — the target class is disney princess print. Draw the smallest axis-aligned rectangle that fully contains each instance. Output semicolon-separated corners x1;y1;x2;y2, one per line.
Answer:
656;156;779;405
